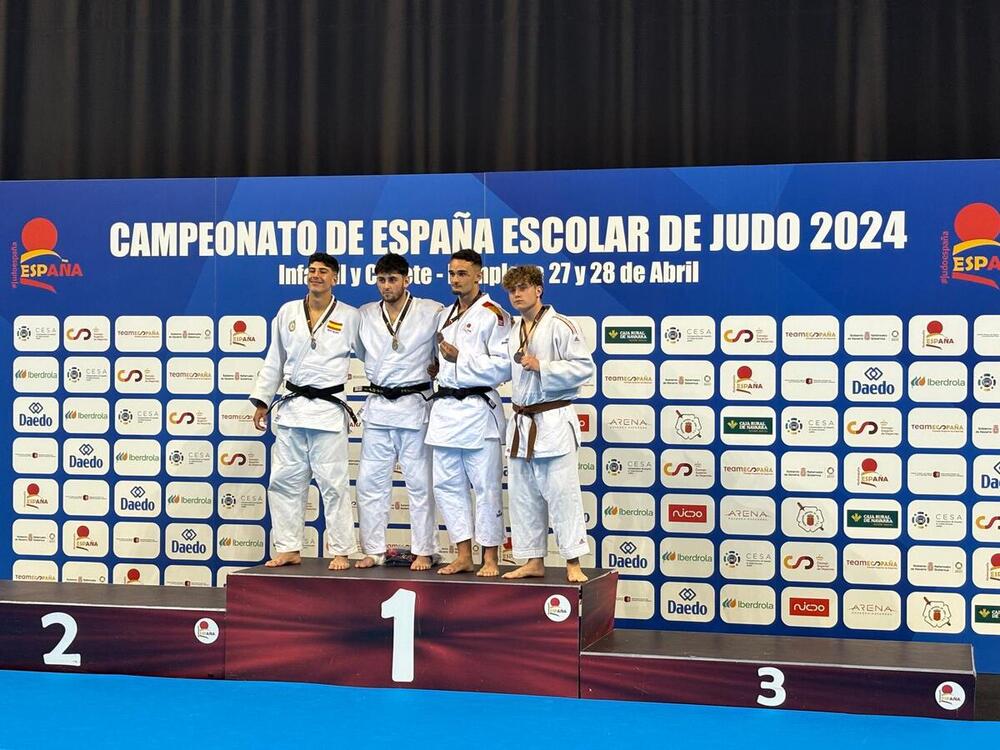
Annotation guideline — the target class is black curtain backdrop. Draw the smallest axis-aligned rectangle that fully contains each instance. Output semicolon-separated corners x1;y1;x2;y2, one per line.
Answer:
0;0;998;180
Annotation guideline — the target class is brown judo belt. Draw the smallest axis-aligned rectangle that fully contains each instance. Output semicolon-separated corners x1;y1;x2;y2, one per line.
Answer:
510;400;572;462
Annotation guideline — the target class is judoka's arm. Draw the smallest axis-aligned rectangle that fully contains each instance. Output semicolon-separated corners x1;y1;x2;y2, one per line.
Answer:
539;320;595;394
454;313;511;387
250;314;286;412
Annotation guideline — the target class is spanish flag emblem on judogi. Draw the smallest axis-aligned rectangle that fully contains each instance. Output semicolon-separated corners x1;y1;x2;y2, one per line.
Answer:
327;320;343;333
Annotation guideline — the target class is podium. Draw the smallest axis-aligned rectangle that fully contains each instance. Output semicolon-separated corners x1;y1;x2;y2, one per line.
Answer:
225;560;617;697
581;629;976;719
0;580;226;679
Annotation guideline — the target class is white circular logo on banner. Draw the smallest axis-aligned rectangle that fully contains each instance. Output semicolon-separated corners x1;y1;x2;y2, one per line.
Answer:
194;617;220;644
935;681;966;710
544;594;572;622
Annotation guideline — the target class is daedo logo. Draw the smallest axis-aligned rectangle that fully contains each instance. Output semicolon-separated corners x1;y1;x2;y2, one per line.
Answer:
944;202;1000;289
15;217;84;293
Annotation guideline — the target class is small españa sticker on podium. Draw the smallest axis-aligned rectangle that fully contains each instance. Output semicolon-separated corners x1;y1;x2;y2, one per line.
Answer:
194;617;219;645
935;681;966;710
544;595;572;622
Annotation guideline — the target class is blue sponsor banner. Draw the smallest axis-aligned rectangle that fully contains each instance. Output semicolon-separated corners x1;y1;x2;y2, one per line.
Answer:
4;161;1000;667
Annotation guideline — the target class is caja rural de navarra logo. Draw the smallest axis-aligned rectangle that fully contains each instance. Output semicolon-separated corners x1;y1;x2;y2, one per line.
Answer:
14;217;84;292
942;202;1000;289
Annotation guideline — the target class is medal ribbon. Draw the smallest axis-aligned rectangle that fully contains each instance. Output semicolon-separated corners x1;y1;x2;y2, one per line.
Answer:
516;305;549;359
303;295;338;349
380;292;413;345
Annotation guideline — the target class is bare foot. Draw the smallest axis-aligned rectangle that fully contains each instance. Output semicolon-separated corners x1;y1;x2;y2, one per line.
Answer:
566;560;589;583
502;559;545;579
476;560;500;577
437;558;474;575
410;555;435;571
355;555;379;569
327;555;350;570
265;551;301;568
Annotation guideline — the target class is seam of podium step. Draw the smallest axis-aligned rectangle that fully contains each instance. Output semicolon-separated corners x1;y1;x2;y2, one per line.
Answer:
228;571;615;587
580;651;975;675
0;600;226;612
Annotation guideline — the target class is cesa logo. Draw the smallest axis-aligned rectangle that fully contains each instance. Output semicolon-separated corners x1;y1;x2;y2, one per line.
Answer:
220;452;248;466
16;217;84;293
948;202;1000;289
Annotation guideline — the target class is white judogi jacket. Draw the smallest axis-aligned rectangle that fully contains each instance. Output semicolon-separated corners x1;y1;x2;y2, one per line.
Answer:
507;307;594;459
250;295;361;433
425;293;511;448
355;294;444;430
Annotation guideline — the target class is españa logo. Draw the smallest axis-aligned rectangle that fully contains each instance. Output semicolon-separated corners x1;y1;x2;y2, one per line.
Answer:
15;217;84;293
945;202;1000;289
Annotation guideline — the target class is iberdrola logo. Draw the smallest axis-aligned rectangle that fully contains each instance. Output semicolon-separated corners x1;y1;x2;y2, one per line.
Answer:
16;217;84;293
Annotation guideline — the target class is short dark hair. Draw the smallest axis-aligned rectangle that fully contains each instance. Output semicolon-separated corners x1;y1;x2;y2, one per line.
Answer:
374;253;409;276
308;252;339;274
450;248;483;268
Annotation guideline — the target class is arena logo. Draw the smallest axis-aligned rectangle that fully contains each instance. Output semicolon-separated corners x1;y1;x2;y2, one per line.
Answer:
15;217;84;293
943;202;1000;289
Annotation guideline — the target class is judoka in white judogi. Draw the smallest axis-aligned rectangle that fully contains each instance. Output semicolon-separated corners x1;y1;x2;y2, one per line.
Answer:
251;282;361;566
354;292;443;563
504;305;593;565
425;293;511;557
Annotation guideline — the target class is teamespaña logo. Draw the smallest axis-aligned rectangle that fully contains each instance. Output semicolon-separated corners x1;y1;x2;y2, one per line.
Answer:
942;202;1000;289
15;217;84;293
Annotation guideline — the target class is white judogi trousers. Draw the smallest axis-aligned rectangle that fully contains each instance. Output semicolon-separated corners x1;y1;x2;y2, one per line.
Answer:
269;425;356;556
507;451;589;560
356;424;438;557
432;441;505;548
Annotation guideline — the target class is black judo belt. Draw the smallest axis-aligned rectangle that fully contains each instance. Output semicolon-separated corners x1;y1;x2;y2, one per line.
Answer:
353;381;433;401
429;386;496;409
267;380;358;425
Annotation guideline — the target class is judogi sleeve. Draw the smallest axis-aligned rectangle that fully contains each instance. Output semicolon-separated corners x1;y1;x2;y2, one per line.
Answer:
455;309;511;387
249;314;286;408
352;310;368;362
539;319;594;395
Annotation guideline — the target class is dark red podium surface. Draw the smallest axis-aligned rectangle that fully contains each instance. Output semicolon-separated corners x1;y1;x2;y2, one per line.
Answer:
0;580;226;678
581;629;976;719
225;560;617;697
